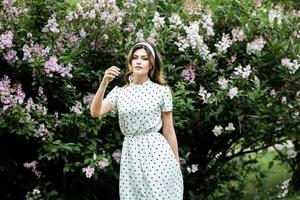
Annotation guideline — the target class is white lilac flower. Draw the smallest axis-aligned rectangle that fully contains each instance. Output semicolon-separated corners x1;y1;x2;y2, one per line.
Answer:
136;29;144;41
281;96;287;105
187;164;199;173
198;85;211;104
32;189;40;195
281;58;299;74
98;158;110;169
215;33;232;53
147;30;157;44
277;178;291;198
34;123;49;140
70;101;83;115
212;125;223;137
228;87;238;99
82;166;95;178
233;64;252;79
168;13;183;28
184;21;202;49
231;27;246;42
246;37;266;55
79;28;86;38
225;123;235;131
202;12;215;37
218;77;228;89
269;8;283;27
174;36;189;52
152;11;165;29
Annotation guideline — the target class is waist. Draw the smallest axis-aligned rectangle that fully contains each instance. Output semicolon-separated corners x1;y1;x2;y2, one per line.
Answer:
124;131;161;138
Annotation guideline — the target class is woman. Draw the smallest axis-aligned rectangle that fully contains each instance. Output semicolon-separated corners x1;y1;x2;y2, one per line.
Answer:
90;41;183;199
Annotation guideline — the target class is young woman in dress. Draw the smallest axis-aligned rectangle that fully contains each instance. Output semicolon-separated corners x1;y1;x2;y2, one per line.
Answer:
90;41;183;199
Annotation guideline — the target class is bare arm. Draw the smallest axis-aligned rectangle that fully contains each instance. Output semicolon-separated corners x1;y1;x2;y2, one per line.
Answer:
90;66;120;118
162;111;180;165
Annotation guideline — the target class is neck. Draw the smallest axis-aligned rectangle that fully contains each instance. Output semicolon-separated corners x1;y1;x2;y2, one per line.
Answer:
132;75;149;84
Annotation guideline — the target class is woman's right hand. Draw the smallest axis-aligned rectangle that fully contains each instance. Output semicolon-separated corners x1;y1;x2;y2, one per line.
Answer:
101;66;120;85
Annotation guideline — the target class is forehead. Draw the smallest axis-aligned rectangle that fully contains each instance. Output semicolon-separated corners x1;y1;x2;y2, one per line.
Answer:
132;48;148;56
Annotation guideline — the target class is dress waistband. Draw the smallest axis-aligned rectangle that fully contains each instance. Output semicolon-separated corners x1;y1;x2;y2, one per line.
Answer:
124;131;160;138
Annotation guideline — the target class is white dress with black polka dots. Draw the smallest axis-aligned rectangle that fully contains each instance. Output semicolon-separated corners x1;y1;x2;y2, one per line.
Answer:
104;78;184;200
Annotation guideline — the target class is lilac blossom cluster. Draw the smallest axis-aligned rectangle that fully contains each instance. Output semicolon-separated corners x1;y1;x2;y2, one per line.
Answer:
70;101;83;115
198;86;211;104
65;0;123;28
0;31;13;49
25;188;41;199
215;33;232;53
25;97;48;115
23;160;42;179
82;166;95;178
0;75;25;110
2;0;19;17
34;123;49;140
281;57;299;74
4;49;18;64
181;64;196;83
112;149;122;164
22;42;50;61
98;158;110;169
212;123;235;137
246;37;267;55
233;64;252;79
44;56;73;78
42;13;60;33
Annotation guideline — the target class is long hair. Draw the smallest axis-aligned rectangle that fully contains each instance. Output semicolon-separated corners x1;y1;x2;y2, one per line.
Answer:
123;41;166;86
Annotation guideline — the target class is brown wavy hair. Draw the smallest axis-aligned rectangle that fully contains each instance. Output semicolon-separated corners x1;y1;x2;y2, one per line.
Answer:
123;41;166;86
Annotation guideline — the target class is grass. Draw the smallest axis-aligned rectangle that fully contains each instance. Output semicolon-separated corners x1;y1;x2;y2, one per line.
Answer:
242;150;300;200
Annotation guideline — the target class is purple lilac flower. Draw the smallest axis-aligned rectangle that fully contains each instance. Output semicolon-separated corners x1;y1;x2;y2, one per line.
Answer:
112;149;122;164
22;43;50;61
83;93;94;108
4;49;19;64
44;56;73;78
42;13;60;33
2;0;19;16
23;160;42;178
181;64;195;83
82;166;95;178
0;76;26;110
98;158;110;169
0;31;13;49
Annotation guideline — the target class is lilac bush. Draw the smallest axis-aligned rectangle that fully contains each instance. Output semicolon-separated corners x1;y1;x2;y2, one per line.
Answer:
0;0;299;199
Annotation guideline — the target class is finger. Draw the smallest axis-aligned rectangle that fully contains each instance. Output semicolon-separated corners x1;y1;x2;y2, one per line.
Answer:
111;66;120;71
109;69;120;75
107;71;119;76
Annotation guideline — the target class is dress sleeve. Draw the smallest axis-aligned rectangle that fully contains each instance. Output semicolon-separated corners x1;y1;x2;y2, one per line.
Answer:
104;86;119;112
161;86;173;112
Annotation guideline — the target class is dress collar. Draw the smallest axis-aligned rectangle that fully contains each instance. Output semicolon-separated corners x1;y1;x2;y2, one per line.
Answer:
129;76;152;86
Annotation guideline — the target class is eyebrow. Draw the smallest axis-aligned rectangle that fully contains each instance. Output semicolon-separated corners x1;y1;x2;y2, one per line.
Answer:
132;54;148;57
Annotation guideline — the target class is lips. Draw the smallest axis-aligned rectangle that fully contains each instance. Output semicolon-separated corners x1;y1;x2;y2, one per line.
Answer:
134;66;143;70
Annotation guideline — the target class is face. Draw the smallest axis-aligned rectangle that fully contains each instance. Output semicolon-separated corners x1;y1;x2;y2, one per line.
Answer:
131;48;151;77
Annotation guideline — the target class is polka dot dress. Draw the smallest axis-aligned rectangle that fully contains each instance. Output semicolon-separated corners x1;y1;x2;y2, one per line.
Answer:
104;77;184;200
